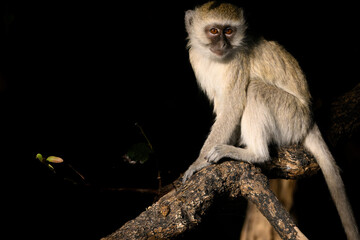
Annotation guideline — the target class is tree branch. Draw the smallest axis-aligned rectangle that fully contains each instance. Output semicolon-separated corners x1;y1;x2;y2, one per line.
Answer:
102;148;313;240
262;144;318;179
101;83;360;240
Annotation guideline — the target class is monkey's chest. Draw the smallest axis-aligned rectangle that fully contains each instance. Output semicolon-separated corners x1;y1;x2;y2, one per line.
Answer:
193;60;228;103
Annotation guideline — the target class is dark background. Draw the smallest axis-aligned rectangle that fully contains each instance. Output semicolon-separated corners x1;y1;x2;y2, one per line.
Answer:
1;1;359;239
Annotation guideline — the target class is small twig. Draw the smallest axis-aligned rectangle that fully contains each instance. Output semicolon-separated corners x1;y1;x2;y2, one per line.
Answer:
99;187;159;195
135;122;153;151
157;171;162;195
135;122;162;195
67;163;87;183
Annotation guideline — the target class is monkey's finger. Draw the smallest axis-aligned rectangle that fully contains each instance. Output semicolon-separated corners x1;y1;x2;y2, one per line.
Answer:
206;148;220;163
182;169;195;183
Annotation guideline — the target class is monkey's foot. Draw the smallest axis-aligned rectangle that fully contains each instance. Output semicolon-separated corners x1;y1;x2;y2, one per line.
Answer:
206;144;238;163
182;160;211;183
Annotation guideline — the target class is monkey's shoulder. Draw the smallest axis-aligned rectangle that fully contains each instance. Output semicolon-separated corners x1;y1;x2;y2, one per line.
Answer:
248;39;310;103
249;40;303;78
250;39;292;61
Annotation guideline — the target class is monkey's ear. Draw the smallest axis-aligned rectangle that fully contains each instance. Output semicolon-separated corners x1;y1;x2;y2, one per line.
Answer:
185;10;195;32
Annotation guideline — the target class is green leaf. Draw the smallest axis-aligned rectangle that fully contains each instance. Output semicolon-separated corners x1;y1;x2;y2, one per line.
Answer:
126;142;152;164
47;163;56;173
46;156;64;163
36;153;45;163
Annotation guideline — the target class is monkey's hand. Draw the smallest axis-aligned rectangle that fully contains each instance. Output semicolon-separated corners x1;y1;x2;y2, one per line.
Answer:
182;158;211;183
183;145;239;183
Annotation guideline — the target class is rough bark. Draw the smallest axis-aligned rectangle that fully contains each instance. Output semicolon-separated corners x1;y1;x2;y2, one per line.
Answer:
240;179;297;240
262;144;318;180
102;149;314;240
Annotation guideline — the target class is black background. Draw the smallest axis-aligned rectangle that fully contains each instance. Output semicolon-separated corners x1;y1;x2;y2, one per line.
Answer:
1;1;360;239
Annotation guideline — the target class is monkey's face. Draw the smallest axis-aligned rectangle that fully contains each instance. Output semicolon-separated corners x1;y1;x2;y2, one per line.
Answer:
205;24;238;58
185;8;246;61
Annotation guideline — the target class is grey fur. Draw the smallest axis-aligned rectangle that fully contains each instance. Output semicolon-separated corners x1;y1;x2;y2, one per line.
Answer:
183;2;359;239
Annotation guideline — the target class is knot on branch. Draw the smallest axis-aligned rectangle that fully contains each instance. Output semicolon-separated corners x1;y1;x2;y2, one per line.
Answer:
262;144;319;179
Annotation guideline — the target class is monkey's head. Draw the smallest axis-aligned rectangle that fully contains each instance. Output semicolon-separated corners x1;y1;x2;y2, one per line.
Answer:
185;1;247;60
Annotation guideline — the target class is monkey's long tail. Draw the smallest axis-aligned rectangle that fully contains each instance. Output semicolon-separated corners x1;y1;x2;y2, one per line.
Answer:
304;124;360;240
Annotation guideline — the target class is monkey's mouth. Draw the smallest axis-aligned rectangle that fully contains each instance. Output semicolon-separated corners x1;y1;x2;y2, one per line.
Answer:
210;48;228;57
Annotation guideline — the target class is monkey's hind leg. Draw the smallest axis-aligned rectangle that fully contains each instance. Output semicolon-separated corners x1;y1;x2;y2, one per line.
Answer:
207;81;277;164
206;106;271;164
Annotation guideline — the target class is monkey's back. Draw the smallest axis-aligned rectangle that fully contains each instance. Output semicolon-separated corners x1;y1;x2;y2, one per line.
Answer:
249;40;311;106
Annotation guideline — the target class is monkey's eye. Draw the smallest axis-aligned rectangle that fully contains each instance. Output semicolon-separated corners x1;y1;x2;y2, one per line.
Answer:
209;28;219;34
224;28;233;35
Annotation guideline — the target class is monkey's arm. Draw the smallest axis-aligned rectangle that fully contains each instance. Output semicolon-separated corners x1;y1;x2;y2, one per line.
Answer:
183;75;248;183
183;114;240;182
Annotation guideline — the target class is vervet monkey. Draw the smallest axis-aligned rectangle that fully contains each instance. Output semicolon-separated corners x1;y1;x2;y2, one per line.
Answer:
182;1;359;239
